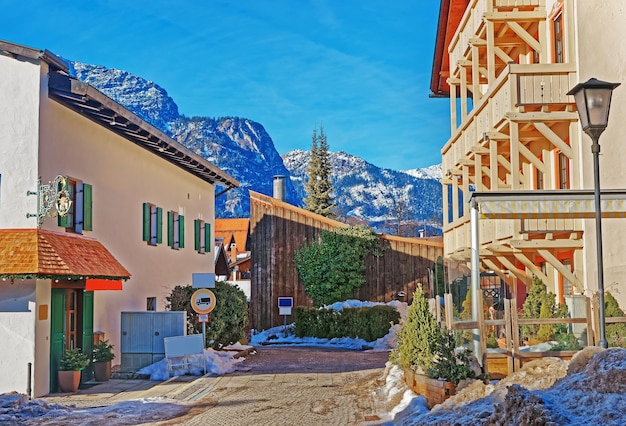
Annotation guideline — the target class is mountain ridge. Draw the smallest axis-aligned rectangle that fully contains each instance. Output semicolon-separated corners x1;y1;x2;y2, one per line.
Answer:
70;61;442;232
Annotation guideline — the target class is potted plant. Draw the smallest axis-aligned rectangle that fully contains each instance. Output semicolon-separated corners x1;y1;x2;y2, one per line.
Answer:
58;348;90;392
92;340;115;381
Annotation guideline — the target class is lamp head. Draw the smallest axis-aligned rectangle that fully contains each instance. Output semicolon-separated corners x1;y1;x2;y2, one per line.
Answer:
568;78;620;140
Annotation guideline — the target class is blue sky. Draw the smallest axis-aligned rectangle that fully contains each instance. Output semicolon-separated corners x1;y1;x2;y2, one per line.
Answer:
2;1;450;170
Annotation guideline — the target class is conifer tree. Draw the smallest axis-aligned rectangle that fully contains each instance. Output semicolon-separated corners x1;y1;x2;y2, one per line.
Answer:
304;124;335;217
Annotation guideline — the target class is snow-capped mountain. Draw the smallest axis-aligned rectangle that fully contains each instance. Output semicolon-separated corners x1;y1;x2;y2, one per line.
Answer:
70;62;442;231
402;164;442;180
283;150;442;232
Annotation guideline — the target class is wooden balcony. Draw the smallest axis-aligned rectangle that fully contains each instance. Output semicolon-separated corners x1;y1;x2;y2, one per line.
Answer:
442;63;576;169
448;0;544;76
444;215;581;259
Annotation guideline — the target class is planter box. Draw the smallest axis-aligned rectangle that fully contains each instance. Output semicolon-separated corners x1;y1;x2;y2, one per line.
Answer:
404;369;456;409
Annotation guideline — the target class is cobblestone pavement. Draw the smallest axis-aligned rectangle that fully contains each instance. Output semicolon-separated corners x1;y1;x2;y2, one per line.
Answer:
42;346;393;425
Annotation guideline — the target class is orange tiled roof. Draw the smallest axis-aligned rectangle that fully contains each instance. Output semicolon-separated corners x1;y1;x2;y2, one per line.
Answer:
215;219;250;251
0;229;130;280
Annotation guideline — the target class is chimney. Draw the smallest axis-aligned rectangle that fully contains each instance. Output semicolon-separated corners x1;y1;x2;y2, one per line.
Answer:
273;175;286;201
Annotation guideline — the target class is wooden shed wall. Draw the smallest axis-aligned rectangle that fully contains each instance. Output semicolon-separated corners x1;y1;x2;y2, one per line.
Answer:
249;191;443;331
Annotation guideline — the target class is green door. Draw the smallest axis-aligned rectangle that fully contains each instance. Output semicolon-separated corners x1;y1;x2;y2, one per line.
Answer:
50;289;66;392
81;291;94;383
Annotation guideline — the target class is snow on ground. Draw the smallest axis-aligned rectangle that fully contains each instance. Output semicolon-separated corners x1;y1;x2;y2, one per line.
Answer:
1;299;625;425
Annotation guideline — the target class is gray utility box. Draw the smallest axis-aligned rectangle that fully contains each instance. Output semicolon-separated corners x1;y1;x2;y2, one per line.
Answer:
120;311;186;372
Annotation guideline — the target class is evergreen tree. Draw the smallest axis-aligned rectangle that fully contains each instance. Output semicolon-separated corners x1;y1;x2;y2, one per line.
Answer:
304;125;335;217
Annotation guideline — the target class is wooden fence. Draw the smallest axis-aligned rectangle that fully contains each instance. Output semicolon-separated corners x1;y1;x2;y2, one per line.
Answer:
249;191;443;330
440;292;626;377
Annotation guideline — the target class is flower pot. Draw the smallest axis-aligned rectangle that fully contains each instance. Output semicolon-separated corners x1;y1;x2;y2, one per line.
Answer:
93;361;112;381
58;370;81;393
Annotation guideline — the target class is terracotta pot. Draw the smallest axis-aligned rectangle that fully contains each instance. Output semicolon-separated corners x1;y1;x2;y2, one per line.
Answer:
93;361;112;382
58;370;81;393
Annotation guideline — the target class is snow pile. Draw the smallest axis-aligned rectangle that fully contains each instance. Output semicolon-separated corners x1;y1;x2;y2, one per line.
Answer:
391;347;626;425
136;347;248;381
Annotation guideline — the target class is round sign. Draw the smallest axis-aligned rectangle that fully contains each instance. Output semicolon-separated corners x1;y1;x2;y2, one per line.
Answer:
191;289;217;314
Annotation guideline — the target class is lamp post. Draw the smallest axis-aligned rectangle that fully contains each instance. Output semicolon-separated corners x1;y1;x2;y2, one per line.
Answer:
567;78;620;349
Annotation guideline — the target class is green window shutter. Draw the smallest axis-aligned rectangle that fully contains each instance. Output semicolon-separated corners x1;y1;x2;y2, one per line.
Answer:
167;211;174;247
142;203;151;241
205;223;211;252
156;207;163;244
194;219;201;251
179;215;185;248
83;183;93;231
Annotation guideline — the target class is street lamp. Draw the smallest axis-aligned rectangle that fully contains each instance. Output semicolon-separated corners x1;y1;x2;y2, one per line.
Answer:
567;78;620;349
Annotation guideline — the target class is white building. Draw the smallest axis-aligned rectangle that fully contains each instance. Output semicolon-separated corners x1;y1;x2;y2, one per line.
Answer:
0;40;238;396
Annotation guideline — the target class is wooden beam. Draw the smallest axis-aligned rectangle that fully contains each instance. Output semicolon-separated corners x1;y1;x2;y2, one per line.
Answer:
495;46;514;64
506;21;542;53
497;255;531;285
472;145;490;154
518;142;545;173
469;37;486;46
537;249;584;292
486;131;509;140
497;154;512;173
513;252;549;284
533;122;574;158
510;239;583;249
506;112;579;122
484;11;547;22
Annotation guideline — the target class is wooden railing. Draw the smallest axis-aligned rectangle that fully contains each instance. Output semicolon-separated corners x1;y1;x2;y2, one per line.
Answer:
438;294;626;377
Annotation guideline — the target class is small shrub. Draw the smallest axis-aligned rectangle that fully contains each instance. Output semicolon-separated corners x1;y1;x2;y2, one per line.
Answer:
397;286;440;373
92;340;115;362
549;333;582;351
429;329;477;385
59;348;90;371
293;305;399;342
605;292;626;348
166;282;248;349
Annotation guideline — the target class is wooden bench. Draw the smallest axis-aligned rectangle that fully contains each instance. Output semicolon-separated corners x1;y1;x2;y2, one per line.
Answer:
163;334;206;377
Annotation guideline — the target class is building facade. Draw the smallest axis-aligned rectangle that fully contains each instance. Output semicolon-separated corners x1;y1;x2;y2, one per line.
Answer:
431;0;626;310
0;40;238;396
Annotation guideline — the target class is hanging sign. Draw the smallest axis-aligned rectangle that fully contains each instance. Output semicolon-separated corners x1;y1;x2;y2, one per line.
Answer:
191;289;217;314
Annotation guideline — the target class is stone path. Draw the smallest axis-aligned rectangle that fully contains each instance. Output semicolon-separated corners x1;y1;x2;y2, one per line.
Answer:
42;346;393;425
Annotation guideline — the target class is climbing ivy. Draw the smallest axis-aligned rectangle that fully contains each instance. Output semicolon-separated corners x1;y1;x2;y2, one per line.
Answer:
295;225;382;307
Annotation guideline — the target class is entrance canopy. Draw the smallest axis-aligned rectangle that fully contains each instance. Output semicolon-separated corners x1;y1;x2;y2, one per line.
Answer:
0;229;130;287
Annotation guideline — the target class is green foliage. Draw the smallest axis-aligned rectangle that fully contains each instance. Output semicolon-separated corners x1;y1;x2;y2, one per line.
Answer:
294;305;399;342
397;286;440;373
521;276;569;342
486;330;499;349
59;348;90;371
92;340;115;362
605;292;626;348
429;329;477;385
166;282;249;349
295;225;382;306
433;257;445;296
304;124;335;217
549;333;582;351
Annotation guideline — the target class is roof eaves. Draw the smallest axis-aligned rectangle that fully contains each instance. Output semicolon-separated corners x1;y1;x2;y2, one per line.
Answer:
47;69;239;190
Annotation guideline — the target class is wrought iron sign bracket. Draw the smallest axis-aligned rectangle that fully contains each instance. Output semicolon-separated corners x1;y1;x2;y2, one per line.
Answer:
26;175;72;227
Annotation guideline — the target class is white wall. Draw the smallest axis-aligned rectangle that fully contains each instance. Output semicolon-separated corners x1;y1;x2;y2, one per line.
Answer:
38;84;217;360
0;54;40;228
34;279;51;397
573;1;626;309
0;281;36;395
